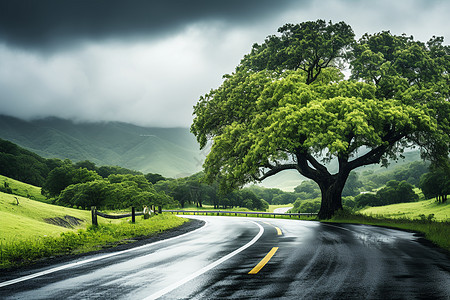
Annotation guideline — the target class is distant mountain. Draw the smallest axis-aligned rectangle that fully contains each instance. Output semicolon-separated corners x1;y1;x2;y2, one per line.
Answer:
0;115;423;190
0;115;204;178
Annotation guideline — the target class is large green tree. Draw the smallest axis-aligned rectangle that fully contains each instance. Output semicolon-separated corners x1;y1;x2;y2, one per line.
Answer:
191;20;450;219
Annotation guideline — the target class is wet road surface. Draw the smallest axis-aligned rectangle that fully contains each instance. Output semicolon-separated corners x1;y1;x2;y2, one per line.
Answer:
1;216;449;299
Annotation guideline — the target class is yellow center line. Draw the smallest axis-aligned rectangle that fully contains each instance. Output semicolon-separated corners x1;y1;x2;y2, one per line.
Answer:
248;247;279;274
275;227;282;235
262;222;282;236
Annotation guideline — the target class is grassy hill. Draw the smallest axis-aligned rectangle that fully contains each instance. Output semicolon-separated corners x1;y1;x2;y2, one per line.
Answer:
0;115;203;178
0;174;47;202
0;192;92;242
0;175;121;242
0;177;188;269
360;199;450;221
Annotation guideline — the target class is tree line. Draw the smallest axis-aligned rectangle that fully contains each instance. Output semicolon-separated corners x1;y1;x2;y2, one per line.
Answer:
1;138;447;212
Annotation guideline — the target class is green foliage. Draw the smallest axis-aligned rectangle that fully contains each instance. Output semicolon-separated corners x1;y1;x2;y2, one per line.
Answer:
419;159;450;202
342;172;363;196
291;198;321;213
240;20;354;84
56;174;174;210
42;164;102;197
246;185;286;204
96;165;142;178
191;20;449;219
294;180;320;199
354;180;419;207
361;160;429;189
153;173;272;211
0;138;62;186
377;180;419;204
354;193;378;207
145;172;167;184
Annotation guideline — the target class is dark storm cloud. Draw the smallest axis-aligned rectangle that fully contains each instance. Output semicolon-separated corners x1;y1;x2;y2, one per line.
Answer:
0;0;448;128
0;0;302;48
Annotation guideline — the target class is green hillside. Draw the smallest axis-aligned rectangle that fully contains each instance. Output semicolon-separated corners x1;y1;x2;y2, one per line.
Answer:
0;175;116;242
0;174;47;202
0;115;203;178
0;192;92;241
360;199;450;221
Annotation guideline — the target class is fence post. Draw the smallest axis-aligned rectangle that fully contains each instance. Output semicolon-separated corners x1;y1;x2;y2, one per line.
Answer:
132;207;135;223
143;206;149;219
91;206;98;226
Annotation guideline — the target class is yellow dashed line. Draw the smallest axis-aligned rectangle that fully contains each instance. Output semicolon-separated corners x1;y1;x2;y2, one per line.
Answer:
248;247;279;274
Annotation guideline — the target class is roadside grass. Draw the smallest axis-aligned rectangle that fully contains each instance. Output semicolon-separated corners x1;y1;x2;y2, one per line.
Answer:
0;190;189;269
329;210;450;252
0;214;188;269
359;199;450;221
0;175;47;203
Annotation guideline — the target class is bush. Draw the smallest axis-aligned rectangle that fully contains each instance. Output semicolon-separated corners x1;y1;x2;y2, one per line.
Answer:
291;198;321;213
354;180;418;207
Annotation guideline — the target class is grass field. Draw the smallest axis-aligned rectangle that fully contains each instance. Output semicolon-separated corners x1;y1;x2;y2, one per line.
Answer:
359;199;450;221
0;175;47;203
0;180;189;269
0;192;94;242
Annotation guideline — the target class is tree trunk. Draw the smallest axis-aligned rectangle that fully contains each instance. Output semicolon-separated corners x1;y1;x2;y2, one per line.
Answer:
317;176;346;219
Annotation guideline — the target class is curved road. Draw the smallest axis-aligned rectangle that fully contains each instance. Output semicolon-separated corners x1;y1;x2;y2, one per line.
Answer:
1;216;449;299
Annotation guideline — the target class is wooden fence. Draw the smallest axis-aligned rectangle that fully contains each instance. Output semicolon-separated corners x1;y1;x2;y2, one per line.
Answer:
91;206;162;226
91;207;317;225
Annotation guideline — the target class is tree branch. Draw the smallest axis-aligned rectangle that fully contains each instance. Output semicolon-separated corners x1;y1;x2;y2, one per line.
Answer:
295;150;329;182
347;132;406;170
255;164;298;181
305;153;329;174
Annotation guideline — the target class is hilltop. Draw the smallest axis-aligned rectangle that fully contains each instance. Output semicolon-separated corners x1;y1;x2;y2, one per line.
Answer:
0;115;203;178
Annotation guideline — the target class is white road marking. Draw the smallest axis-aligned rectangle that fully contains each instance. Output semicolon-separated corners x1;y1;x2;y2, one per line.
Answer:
0;218;208;288
144;221;264;300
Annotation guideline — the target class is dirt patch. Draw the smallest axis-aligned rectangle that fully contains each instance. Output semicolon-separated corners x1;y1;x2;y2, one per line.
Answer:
44;215;84;228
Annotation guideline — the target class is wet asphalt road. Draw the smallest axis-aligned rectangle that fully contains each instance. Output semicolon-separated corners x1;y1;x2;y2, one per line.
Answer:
1;216;450;299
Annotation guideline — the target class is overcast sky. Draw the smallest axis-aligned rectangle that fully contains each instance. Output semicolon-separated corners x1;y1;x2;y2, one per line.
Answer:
0;0;448;127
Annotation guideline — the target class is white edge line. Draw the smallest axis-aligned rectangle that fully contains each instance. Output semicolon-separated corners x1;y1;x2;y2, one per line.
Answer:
0;217;208;288
144;220;264;300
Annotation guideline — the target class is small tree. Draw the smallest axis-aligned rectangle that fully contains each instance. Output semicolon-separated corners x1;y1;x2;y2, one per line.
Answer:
420;160;450;203
192;20;449;219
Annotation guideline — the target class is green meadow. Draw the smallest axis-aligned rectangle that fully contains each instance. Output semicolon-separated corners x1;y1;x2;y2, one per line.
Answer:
0;192;92;241
359;199;450;221
0;178;188;269
0;174;48;203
